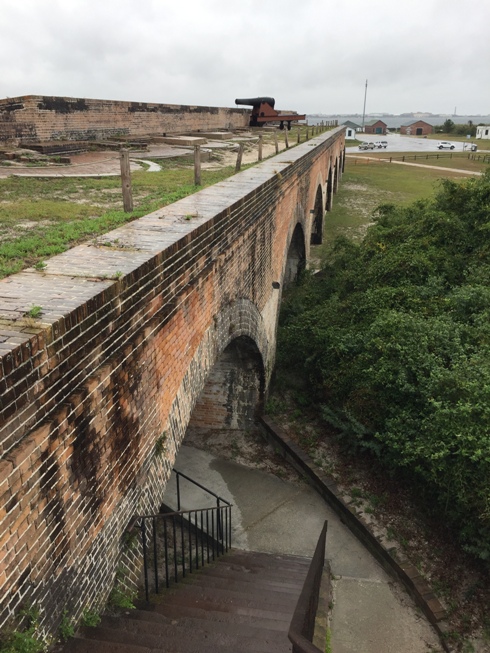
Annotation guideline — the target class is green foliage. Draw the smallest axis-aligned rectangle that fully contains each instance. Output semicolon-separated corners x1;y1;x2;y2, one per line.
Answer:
80;609;101;628
154;432;168;457
278;171;490;560
58;611;74;642
108;586;136;610
443;118;455;133
25;306;42;319
107;564;137;610
0;608;45;653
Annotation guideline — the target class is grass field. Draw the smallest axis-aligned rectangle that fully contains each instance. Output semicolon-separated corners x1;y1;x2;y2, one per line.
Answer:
317;156;487;259
0;124;334;279
0;165;237;279
348;151;490;172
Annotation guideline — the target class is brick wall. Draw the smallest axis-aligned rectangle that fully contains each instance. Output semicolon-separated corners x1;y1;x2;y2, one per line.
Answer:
0;127;345;637
400;121;434;136
0;95;250;145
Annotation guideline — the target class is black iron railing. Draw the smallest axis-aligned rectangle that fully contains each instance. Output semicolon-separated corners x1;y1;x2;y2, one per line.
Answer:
138;470;232;602
288;521;328;653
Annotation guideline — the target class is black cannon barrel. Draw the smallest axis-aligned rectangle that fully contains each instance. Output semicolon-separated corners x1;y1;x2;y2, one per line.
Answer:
235;97;275;109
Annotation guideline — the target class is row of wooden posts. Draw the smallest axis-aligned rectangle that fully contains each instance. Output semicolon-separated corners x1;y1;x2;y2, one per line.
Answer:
119;123;330;212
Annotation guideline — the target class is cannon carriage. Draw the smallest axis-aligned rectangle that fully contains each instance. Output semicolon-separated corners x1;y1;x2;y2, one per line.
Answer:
235;97;305;130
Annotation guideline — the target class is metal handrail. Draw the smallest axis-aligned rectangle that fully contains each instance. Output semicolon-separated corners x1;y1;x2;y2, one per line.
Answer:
173;468;232;510
288;521;328;653
172;468;231;544
139;504;232;602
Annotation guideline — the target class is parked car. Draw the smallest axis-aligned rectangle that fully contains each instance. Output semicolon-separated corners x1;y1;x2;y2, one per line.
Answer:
358;142;375;150
374;141;388;149
437;141;455;150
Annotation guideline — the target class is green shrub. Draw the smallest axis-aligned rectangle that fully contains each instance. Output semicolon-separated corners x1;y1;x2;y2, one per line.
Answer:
278;171;490;560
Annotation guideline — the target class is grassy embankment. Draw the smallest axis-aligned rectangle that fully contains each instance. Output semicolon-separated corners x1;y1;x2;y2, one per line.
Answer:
317;156;490;251
0;164;239;279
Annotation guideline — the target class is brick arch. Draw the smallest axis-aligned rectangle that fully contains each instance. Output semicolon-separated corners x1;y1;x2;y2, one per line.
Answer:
283;221;306;286
310;184;324;245
166;298;269;455
334;156;340;193
326;165;334;211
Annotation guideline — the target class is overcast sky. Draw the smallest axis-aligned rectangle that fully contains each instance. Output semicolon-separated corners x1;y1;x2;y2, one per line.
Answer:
1;0;489;116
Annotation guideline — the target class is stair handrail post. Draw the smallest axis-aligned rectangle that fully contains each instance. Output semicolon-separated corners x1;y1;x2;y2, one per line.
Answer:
153;516;159;595
216;497;224;548
141;518;150;602
176;471;181;511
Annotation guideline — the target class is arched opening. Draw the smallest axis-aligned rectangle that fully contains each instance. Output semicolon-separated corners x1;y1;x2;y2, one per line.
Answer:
326;167;333;212
310;186;324;245
284;223;306;286
334;158;339;193
186;335;265;440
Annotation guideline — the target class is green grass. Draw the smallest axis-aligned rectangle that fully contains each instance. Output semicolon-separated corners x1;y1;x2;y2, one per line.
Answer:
319;158;469;251
350;151;490;172
0;125;334;279
0;167;236;279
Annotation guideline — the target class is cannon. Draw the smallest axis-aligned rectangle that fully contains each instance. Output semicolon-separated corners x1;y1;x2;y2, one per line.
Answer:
235;97;305;130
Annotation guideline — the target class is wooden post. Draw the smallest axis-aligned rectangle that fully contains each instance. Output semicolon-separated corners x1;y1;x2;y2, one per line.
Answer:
297;127;301;144
258;135;263;161
285;128;289;149
274;131;279;154
194;145;201;185
119;149;133;213
306;126;309;139
235;143;244;172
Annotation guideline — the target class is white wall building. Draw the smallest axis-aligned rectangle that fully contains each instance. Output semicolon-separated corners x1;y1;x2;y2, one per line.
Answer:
476;125;490;139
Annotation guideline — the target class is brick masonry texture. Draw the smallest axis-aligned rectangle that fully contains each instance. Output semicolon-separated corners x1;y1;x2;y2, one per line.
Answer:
0;127;345;636
0;95;250;145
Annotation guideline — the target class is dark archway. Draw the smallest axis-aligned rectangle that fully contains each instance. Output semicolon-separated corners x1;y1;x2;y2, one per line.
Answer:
284;223;306;287
186;335;265;438
310;186;324;245
326;167;334;212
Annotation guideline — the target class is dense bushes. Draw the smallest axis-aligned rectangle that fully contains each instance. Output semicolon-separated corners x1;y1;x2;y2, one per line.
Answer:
278;171;490;559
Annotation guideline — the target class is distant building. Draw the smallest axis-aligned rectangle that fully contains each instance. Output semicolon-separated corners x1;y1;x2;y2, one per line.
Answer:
342;120;361;138
364;119;387;135
400;119;434;136
476;125;490;140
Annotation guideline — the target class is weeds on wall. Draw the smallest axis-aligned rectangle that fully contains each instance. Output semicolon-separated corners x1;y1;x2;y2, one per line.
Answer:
0;607;46;653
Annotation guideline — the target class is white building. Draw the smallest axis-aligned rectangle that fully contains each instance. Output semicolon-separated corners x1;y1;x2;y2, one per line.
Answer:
476;125;490;139
343;120;361;138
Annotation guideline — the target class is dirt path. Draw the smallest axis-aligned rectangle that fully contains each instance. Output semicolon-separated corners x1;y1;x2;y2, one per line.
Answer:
345;154;483;176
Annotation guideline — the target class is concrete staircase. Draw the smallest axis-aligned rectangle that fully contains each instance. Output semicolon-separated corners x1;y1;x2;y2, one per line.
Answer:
68;549;310;653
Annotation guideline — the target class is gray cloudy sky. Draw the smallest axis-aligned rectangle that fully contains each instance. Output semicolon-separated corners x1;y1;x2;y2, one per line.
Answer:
1;0;489;116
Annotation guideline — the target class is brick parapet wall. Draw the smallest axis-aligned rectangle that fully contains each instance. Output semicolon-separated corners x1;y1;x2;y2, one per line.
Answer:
0;127;345;635
0;95;250;145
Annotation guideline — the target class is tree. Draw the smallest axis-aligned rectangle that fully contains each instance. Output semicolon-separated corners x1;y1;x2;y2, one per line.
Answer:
443;118;455;133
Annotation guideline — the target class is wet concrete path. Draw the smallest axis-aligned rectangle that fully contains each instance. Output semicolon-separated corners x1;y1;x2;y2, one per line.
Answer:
164;445;442;653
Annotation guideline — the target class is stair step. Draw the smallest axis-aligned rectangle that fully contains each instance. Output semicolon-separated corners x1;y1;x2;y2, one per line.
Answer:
68;638;150;653
148;603;291;631
151;593;293;621
86;622;288;653
64;549;306;653
99;613;286;640
159;582;298;608
173;572;303;595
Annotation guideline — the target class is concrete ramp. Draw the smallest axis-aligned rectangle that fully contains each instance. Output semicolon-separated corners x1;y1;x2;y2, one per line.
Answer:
168;445;442;653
